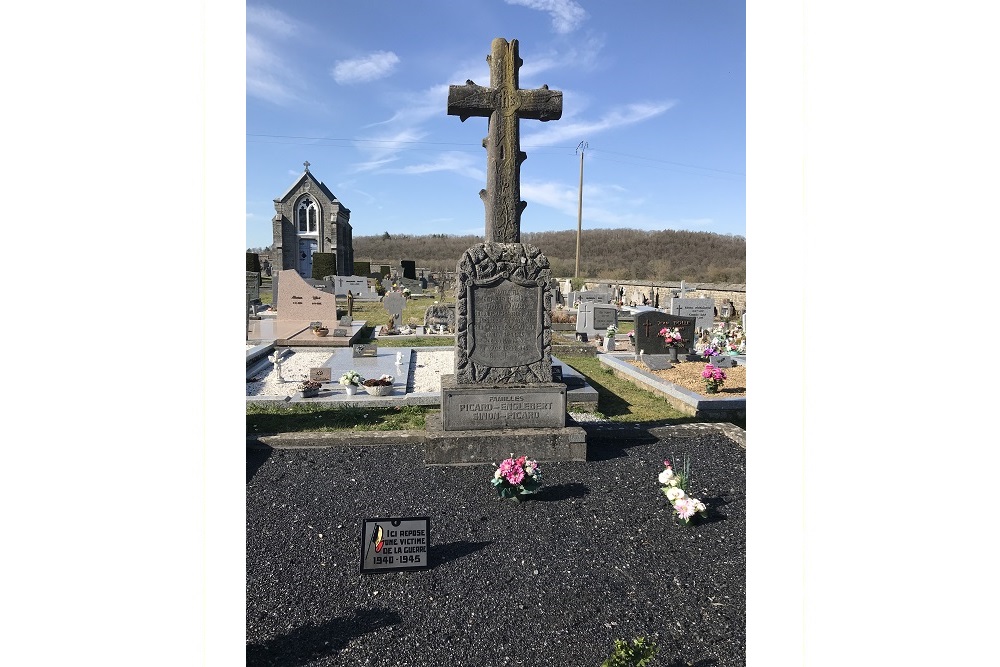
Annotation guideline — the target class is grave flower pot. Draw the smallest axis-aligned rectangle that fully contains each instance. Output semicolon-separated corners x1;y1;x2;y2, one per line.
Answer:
345;385;359;396
301;387;320;398
364;384;393;396
313;328;329;337
666;347;679;362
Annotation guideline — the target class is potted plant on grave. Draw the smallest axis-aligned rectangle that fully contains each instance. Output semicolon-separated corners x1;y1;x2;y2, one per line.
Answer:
298;379;323;398
491;454;543;502
658;327;686;362
339;370;364;396
402;287;411;298
658;455;709;527
361;374;394;396
312;323;329;337
701;364;727;394
605;324;618;351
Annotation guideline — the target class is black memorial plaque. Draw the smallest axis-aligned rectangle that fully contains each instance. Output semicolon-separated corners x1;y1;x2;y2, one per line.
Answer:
360;517;431;574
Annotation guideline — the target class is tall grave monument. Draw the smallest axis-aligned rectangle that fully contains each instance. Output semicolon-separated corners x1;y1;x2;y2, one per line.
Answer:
427;38;584;463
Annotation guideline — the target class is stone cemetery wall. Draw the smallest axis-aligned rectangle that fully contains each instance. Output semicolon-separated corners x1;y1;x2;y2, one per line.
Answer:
567;280;745;316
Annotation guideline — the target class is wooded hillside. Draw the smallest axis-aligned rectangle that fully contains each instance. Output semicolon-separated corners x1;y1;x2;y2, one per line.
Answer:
352;229;745;282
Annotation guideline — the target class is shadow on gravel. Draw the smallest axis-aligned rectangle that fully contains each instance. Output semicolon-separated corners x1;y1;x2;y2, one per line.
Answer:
699;496;732;525
532;482;590;501
247;448;272;484
247;607;402;667
430;540;492;567
663;659;717;667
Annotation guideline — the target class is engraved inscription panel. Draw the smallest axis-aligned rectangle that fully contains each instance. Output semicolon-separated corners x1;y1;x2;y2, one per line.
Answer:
468;280;542;368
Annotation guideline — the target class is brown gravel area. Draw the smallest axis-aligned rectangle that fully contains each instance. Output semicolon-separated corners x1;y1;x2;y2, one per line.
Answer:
628;359;746;397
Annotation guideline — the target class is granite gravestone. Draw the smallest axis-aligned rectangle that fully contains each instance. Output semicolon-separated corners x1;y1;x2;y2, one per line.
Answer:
275;269;339;323
401;260;417;280
633;311;696;355
575;302;618;338
424;303;456;331
442;37;569;432
246;271;261;303
382;292;406;324
576;290;612;305
670;298;715;331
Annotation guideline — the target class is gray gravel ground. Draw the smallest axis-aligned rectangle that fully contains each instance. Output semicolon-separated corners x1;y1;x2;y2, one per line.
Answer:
246;431;745;666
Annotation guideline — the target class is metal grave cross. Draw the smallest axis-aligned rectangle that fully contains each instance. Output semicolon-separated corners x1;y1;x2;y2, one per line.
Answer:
448;38;562;243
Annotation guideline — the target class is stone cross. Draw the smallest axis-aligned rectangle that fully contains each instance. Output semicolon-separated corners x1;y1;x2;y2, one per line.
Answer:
303;160;310;172
448;38;563;243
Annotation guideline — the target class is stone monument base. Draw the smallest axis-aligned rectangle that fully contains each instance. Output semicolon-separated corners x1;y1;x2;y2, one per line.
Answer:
425;374;586;464
439;375;567;430
424;413;586;465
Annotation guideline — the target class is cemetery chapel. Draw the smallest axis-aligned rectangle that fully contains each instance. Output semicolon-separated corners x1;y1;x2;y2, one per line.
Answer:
271;161;354;279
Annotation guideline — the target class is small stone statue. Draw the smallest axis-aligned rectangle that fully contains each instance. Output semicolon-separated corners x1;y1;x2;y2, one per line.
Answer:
396;351;403;366
268;351;284;382
347;290;354;316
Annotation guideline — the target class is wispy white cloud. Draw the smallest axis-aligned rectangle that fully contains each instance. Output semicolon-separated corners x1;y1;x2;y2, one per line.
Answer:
384;152;485;181
524;101;676;146
351;128;427;172
332;51;400;84
247;5;297;37
246;8;306;105
504;0;588;34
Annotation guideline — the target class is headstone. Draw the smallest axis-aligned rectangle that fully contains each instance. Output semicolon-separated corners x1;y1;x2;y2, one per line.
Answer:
440;37;568;433
454;243;552;384
576;290;611;305
670;298;715;331
419;276;428;290
401;260;417;280
333;328;349;337
246;271;261;303
275;269;338;322
339;315;352;326
720;300;735;319
575;303;618;338
382;292;405;324
633;311;696;356
332;275;372;298
424;303;456;331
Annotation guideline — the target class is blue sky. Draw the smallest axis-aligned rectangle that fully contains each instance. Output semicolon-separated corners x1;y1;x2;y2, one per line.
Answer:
246;1;745;249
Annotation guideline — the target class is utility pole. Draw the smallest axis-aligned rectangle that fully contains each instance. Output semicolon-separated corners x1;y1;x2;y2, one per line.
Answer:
575;141;588;279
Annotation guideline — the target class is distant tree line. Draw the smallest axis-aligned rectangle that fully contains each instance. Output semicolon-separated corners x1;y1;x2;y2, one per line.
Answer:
353;229;745;283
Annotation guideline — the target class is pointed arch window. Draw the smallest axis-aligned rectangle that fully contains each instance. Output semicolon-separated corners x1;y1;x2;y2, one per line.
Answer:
297;198;318;235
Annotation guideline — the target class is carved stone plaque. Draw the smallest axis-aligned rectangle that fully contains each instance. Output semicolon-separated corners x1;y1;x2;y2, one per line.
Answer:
468;279;542;368
454;242;552;384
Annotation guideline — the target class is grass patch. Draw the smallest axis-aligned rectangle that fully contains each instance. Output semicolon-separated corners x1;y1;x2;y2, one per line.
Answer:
349;294;454;329
370;336;453;347
247;404;431;434
559;354;692;424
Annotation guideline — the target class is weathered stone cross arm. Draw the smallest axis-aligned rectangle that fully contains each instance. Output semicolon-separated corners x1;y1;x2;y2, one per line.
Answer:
447;38;563;244
446;82;562;122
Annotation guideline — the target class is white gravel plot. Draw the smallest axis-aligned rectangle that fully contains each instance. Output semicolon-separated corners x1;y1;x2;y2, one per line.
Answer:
410;350;453;393
246;351;334;397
